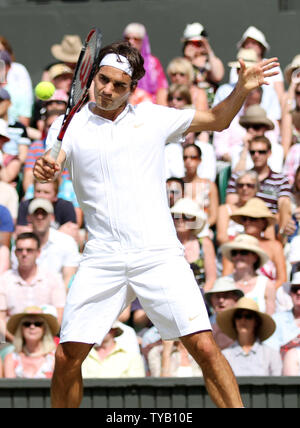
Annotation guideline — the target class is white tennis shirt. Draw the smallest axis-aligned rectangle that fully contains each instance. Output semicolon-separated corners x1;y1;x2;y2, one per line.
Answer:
46;102;195;251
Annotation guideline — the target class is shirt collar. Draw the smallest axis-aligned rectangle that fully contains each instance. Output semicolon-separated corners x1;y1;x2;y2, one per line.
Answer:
232;340;261;356
86;102;135;125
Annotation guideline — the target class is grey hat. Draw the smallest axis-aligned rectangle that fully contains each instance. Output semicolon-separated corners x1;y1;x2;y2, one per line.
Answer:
28;198;54;215
0;88;10;101
205;277;244;306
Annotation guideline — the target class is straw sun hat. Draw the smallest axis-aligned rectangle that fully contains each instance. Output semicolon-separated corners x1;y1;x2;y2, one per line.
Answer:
7;306;60;336
230;197;276;227
228;48;258;69
170;198;207;235
239;104;274;130
51;35;83;63
216;297;276;341
220;234;269;268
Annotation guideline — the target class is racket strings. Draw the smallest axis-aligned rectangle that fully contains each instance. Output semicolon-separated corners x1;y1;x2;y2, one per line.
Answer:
72;31;99;106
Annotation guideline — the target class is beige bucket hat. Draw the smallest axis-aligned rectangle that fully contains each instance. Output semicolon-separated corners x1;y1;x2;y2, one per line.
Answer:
284;54;300;84
230;197;276;227
228;48;258;69
239;104;274;130
51;35;83;63
216;297;276;341
170;198;207;235
205;276;244;306
220;234;269;268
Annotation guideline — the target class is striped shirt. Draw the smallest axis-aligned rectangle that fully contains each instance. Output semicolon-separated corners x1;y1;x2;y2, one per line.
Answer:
24;138;70;180
24;139;45;170
226;169;292;213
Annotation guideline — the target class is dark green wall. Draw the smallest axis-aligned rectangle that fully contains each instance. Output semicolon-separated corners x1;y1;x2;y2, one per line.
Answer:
0;0;299;86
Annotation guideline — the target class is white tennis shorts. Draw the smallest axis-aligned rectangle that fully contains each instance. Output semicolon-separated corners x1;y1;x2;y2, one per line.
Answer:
60;242;211;345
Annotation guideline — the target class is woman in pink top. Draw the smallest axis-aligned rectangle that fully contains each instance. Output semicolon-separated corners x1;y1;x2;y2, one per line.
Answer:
3;306;59;379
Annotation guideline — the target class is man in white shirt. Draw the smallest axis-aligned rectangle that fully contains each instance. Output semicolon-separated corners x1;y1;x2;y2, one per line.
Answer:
34;41;279;408
12;198;80;289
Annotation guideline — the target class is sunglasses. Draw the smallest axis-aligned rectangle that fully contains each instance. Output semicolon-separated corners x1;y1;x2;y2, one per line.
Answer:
290;285;300;294
183;155;200;160
187;40;204;48
245;124;265;131
249;149;268;156
22;321;44;328
295;91;300;96
236;183;256;189
231;249;252;257
234;311;255;320
172;213;197;222
241;216;261;222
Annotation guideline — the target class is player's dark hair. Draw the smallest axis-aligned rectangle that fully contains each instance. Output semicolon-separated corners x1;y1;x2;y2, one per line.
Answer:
98;42;145;89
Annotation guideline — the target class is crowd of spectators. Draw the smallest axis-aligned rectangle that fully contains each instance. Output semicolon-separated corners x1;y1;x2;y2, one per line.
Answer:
0;20;300;379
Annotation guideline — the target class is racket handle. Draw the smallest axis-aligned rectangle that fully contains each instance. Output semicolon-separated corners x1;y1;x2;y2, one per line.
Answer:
50;138;62;160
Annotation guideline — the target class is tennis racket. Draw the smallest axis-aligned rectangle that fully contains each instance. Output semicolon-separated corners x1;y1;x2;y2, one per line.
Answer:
50;27;103;160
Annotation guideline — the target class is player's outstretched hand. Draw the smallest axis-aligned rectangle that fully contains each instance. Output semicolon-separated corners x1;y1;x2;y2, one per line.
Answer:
238;57;280;93
33;154;61;183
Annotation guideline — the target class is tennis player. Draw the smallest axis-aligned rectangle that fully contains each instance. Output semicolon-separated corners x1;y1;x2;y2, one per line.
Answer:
34;41;279;408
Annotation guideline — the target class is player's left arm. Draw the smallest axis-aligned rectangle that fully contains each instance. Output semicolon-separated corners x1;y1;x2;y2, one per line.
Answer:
186;57;279;134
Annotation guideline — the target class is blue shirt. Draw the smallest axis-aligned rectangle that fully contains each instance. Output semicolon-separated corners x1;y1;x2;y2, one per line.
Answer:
265;310;300;351
222;340;282;376
0;205;14;232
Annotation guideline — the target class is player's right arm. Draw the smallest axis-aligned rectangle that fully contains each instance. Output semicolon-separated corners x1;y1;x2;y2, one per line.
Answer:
33;149;66;183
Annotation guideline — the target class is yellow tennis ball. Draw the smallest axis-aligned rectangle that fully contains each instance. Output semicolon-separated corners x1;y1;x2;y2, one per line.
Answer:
34;81;56;101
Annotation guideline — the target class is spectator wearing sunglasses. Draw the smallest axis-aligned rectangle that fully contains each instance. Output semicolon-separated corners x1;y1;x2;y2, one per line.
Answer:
224;198;287;290
231;104;283;174
226;136;292;239
220;234;276;315
3;305;59;378
0;232;66;344
265;272;300;354
217;297;282;376
216;170;259;246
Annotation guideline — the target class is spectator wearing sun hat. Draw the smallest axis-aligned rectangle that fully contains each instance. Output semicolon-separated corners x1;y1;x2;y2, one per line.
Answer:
3;305;59;378
223;197;287;290
205;276;244;350
229;26;284;106
170;197;217;292
214;48;281;126
217;297;282;376
220;233;276;315
230;104;283;174
181;22;224;87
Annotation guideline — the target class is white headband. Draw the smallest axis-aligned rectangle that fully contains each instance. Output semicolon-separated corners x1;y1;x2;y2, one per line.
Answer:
99;53;133;77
